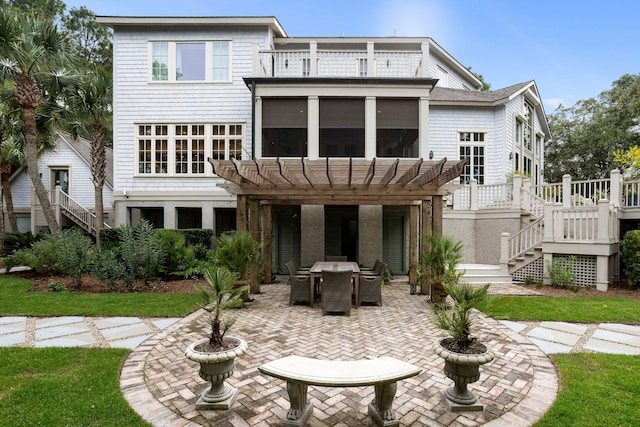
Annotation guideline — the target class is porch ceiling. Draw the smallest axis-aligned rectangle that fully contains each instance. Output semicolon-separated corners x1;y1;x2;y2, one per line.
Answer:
209;157;466;205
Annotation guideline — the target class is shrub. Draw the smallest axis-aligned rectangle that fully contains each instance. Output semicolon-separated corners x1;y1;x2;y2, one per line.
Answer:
58;229;94;287
180;229;214;248
621;230;640;289
545;256;577;288
7;234;63;274
154;229;199;277
118;220;166;286
0;231;47;257
92;249;127;289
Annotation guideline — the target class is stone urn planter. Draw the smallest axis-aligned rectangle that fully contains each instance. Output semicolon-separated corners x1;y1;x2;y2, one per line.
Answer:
433;339;494;411
185;337;248;410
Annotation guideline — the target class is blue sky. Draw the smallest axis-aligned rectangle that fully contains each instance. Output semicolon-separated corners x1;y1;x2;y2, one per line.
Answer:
63;0;640;114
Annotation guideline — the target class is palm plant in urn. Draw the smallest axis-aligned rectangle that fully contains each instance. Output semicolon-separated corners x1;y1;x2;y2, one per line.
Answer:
185;266;249;410
429;281;498;412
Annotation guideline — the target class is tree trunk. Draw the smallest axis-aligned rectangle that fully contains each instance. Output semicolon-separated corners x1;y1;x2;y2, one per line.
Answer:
2;171;19;233
91;123;107;249
23;107;60;235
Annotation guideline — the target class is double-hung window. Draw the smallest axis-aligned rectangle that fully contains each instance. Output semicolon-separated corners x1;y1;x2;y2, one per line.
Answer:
175;125;205;174
150;41;231;82
138;125;168;174
212;124;244;160
459;132;485;185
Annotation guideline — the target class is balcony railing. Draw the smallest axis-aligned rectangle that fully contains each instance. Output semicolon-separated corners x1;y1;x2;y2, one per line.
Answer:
255;48;424;78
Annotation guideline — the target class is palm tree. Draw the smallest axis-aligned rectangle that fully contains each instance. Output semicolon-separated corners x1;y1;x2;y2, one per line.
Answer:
64;64;111;248
0;7;75;235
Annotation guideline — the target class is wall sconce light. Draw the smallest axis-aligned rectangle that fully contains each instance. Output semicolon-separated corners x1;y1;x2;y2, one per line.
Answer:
429;150;434;160
509;152;513;160
386;59;390;67
285;59;288;68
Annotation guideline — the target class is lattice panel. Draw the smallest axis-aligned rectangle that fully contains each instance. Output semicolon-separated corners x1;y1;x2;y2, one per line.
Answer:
512;258;544;282
512;255;597;287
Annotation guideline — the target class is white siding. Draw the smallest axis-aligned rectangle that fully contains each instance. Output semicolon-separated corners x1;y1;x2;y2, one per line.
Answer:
429;106;507;185
113;27;269;194
8;137;114;209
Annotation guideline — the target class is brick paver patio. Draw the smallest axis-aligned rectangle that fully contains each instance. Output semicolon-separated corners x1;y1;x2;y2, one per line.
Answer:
120;281;557;426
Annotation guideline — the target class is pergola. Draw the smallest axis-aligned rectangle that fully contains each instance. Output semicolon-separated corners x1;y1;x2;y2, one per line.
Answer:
209;157;467;293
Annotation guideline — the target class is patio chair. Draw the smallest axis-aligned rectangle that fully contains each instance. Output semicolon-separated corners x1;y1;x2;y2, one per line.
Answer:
359;274;383;306
287;261;311;305
361;259;382;275
325;255;347;261
321;269;353;315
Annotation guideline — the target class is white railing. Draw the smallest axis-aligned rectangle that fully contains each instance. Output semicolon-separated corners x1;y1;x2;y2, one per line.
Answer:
553;206;598;242
477;183;512;209
533;182;563;204
571;178;611;206
508;217;544;260
256;49;422;78
622;180;640;207
58;189;110;235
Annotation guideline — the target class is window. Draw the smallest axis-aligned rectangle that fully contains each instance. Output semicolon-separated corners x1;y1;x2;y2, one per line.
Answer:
213;124;244;160
302;58;310;77
524;101;534;151
262;98;308;157
176;43;205;81
150;41;231;82
357;58;367;77
138;125;168;174
376;98;419;157
320;98;365;158
152;42;169;81
175;125;205;174
136;123;244;175
459;132;485;184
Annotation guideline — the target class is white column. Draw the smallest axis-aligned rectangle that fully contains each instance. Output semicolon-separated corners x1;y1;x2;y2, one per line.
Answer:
543;202;554;242
254;96;262;158
512;175;522;209
164;205;175;229
522;178;531;212
419;96;429;159
596;255;609;291
597;199;610;243
367;42;375;77
365;96;376;160
610;169;621;207
499;232;510;273
310;42;318;77
470;179;478;211
562;174;572;208
307;96;319;160
420;42;430;77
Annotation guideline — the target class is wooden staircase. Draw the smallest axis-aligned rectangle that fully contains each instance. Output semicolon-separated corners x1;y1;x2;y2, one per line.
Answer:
58;190;110;237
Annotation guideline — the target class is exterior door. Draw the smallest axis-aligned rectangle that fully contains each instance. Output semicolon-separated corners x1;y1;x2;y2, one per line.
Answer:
50;168;69;193
383;213;405;274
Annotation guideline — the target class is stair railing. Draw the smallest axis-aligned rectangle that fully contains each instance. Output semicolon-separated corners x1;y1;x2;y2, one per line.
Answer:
57;189;110;235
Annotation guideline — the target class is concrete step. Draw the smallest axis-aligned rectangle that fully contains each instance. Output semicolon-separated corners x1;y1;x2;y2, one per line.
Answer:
458;264;514;284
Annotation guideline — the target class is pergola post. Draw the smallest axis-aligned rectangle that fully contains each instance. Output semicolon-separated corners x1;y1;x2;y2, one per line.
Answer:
409;205;419;285
249;197;261;294
432;195;443;236
236;195;248;233
420;198;433;295
263;203;273;285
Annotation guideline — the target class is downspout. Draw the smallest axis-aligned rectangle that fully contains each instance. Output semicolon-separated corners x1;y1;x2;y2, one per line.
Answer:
251;79;256;160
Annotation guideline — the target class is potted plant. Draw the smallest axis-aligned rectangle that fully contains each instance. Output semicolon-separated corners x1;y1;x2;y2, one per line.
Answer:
185;265;249;410
429;280;497;411
213;230;261;298
421;234;464;305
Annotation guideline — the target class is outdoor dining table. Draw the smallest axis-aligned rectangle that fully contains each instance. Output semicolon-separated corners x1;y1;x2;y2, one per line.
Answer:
309;261;360;309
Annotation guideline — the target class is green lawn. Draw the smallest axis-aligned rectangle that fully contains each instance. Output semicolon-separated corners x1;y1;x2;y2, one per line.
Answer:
0;347;149;427
535;353;640;427
0;276;200;317
484;295;640;324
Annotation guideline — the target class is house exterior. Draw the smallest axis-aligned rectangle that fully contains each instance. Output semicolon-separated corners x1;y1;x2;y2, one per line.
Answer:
96;16;550;276
7;131;114;234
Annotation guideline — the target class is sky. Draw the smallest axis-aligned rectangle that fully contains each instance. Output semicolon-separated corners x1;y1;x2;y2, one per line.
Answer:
63;0;640;114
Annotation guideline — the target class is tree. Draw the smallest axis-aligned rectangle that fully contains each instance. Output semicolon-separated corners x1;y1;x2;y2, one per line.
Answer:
62;6;112;70
64;64;112;248
0;7;76;234
467;67;491;91
2;0;66;19
545;74;640;182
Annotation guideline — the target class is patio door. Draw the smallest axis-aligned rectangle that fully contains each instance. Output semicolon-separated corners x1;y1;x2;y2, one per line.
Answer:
324;206;358;261
276;207;301;271
383;213;405;274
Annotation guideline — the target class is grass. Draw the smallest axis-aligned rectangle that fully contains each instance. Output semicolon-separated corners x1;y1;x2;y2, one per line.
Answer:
483;296;640;324
535;353;640;427
0;347;149;427
0;276;200;317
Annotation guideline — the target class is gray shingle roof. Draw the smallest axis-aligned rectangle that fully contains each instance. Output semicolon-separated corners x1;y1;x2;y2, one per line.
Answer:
57;131;114;188
431;81;533;104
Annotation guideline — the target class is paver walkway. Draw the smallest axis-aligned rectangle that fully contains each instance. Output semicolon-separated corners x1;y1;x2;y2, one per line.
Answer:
2;279;639;426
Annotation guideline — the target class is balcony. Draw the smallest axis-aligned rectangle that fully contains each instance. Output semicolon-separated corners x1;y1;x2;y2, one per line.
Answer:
254;43;427;79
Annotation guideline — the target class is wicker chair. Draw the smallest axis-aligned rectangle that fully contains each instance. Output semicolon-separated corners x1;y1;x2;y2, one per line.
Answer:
325;255;348;261
321;269;353;315
359;274;383;306
361;259;383;275
287;261;311;306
